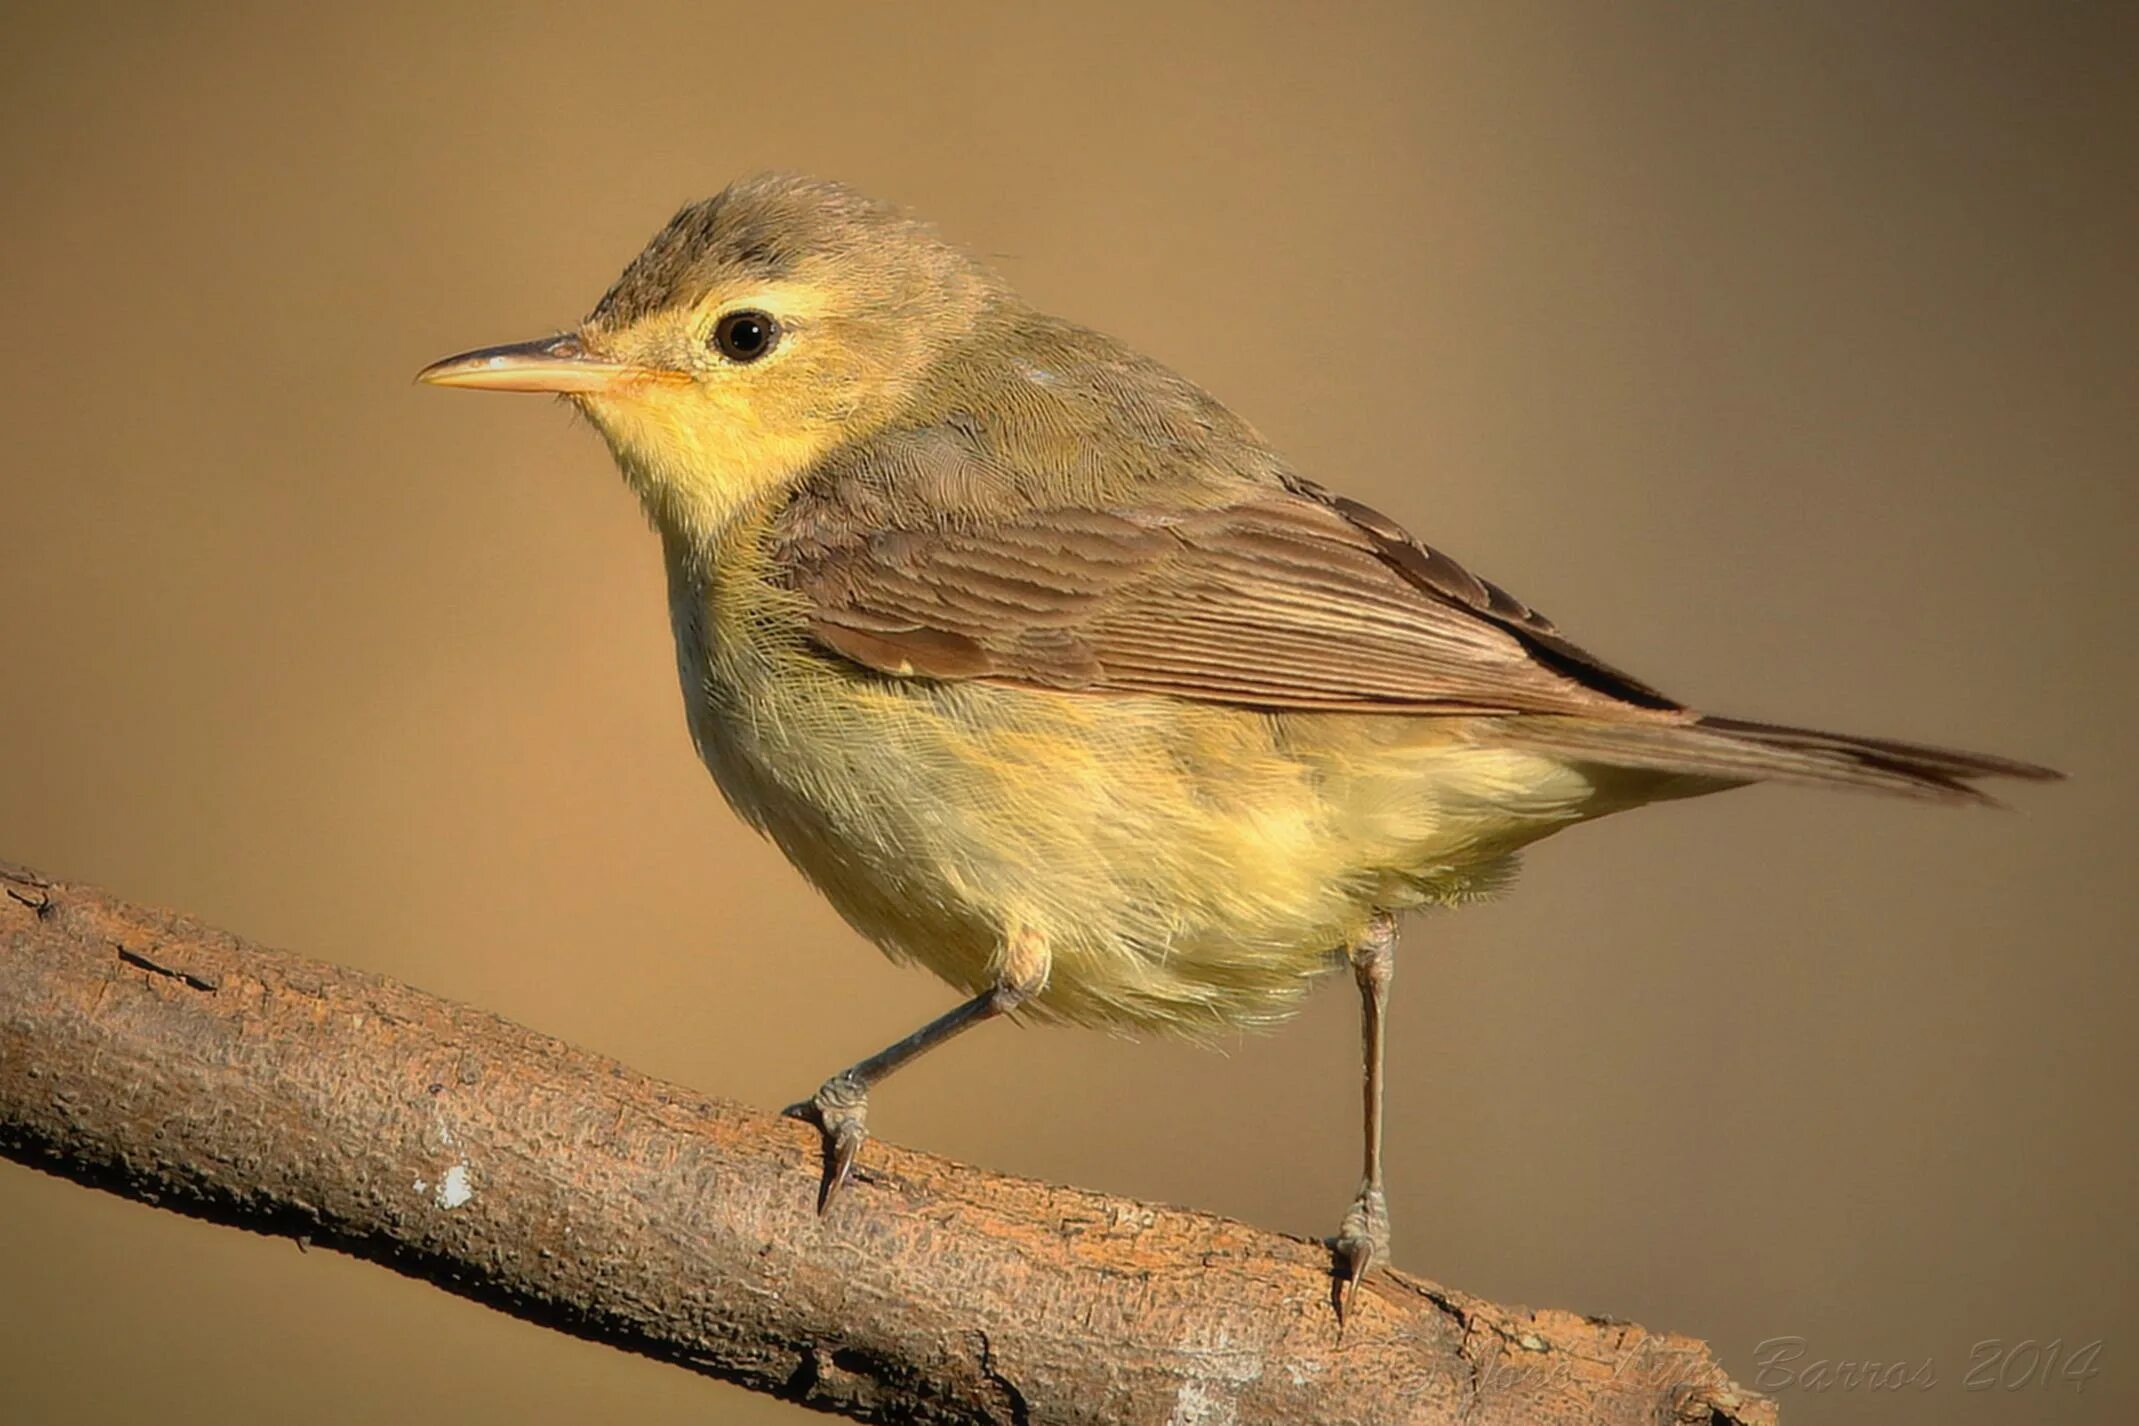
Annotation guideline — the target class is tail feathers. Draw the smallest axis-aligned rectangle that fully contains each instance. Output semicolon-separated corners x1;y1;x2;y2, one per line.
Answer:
1499;713;2062;806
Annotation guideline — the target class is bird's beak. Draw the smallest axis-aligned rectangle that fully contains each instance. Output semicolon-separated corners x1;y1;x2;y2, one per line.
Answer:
415;333;683;395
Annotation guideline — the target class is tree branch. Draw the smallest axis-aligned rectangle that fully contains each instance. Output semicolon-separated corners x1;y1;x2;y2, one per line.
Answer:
0;861;1772;1425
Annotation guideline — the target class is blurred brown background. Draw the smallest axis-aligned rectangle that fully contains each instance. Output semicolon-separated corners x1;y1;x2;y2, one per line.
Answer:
2;3;2132;1423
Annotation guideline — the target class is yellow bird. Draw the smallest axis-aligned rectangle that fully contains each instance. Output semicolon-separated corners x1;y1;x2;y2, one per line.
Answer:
419;173;2056;1316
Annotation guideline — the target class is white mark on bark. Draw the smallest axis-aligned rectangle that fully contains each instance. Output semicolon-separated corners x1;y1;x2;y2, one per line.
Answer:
1165;1326;1263;1426
1168;1379;1229;1426
437;1163;473;1209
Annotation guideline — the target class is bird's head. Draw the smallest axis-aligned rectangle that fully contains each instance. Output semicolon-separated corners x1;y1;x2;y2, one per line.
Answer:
420;173;1003;543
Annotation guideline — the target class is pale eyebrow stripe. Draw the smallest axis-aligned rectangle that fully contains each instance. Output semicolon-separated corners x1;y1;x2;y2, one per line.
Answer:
697;283;837;325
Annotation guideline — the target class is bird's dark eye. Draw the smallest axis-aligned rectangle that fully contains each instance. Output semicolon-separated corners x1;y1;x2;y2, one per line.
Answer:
712;310;779;362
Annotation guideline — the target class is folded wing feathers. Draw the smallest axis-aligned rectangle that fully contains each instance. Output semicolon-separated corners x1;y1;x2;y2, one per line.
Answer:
790;488;1650;715
782;473;2055;795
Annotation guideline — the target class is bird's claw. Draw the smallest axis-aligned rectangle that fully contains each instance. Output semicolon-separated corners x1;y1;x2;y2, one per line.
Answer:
783;1070;869;1213
1331;1181;1390;1328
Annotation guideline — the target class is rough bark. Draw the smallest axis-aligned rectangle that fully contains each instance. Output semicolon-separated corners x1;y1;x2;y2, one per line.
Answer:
0;861;1773;1425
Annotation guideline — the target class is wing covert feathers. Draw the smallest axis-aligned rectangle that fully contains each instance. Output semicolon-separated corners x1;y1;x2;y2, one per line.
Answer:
776;428;2057;802
790;487;1683;717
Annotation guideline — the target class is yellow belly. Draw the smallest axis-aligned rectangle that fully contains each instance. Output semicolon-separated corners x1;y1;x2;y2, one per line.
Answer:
672;568;1615;1037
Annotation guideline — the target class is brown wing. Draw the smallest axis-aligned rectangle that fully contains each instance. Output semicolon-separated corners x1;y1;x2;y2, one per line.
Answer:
781;475;1684;719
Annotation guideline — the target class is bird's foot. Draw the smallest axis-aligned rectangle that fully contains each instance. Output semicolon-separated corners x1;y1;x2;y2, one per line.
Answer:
782;1070;869;1213
1331;1180;1390;1326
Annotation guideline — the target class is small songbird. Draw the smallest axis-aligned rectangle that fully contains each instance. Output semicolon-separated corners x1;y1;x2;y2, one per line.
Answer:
419;173;2057;1316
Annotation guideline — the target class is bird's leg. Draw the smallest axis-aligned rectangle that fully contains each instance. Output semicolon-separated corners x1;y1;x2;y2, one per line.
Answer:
1333;911;1397;1324
784;927;1048;1212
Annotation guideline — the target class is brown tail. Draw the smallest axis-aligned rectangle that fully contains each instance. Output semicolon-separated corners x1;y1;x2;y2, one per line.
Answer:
1498;713;2063;805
